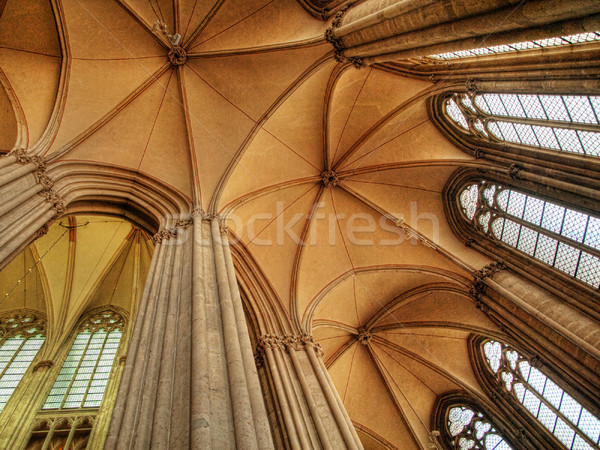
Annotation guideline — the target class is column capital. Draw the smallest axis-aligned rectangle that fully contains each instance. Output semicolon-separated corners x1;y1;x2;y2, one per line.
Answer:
257;333;324;357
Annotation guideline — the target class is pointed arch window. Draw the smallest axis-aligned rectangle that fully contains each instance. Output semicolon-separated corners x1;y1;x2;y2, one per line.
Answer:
446;405;513;449
42;309;124;410
0;312;45;412
482;339;600;449
445;92;600;157
458;180;600;289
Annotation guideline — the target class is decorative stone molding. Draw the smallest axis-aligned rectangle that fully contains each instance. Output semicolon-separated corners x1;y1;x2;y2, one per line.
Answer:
529;355;543;368
219;221;229;236
257;333;324;357
321;170;338;187
152;228;177;244
12;148;46;170
32;360;53;373
80;307;126;333
175;216;193;229
475;261;506;280
356;329;372;345
40;188;66;216
465;78;479;95
0;312;46;340
474;148;484;159
35;224;50;239
324;6;365;68
168;46;187;65
119;355;127;366
508;164;521;179
469;281;486;301
464;238;475;247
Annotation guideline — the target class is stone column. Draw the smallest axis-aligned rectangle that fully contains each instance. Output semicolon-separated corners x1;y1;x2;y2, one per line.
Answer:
326;0;600;65
257;334;364;450
0;150;64;270
105;215;274;449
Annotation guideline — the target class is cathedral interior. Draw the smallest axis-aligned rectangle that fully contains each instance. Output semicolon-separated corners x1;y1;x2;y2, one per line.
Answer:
0;0;599;448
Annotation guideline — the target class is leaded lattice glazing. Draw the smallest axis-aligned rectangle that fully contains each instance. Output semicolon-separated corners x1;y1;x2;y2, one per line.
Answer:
446;405;512;449
0;313;45;412
483;340;600;449
429;31;600;60
445;93;600;157
43;310;124;410
459;181;600;288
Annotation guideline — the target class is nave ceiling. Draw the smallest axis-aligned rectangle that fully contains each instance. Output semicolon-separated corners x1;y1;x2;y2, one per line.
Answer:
0;0;511;447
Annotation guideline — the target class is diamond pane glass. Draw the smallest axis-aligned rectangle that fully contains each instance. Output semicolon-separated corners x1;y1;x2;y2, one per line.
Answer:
483;340;600;448
43;324;122;410
0;336;44;412
429;32;600;60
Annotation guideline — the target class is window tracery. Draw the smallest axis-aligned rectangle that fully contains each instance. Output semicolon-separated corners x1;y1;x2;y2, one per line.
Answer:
481;339;600;449
42;308;124;410
446;405;513;450
458;180;600;289
0;312;46;412
445;93;600;157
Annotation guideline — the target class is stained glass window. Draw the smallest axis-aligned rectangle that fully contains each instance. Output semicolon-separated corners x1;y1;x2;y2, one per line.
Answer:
483;340;600;449
445;93;600;157
0;313;46;412
42;310;124;410
446;405;512;449
429;32;600;60
459;181;600;288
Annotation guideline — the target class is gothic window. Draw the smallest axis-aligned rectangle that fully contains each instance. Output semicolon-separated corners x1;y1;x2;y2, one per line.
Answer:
482;339;600;449
42;309;124;410
444;93;600;157
429;31;600;60
458;180;600;289
445;404;513;450
0;312;45;412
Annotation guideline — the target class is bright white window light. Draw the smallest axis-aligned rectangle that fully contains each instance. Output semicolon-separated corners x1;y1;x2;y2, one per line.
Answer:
430;31;600;60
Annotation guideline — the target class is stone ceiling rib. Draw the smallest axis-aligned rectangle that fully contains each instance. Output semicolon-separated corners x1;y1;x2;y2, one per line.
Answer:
113;0;169;49
364;344;422;449
210;53;331;212
176;65;202;206
182;0;227;48
48;63;171;161
289;184;325;330
187;38;325;58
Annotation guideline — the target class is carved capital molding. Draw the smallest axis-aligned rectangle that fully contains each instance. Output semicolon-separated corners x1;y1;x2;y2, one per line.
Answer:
508;163;521;179
152;228;177;244
465;78;479;95
119;355;127;366
36;223;50;239
219;221;229;236
469;280;486;300
175;216;193;229
39;187;66;216
12;148;46;170
474;148;484;159
257;333;324;357
32;360;53;372
475;261;506;280
324;7;365;69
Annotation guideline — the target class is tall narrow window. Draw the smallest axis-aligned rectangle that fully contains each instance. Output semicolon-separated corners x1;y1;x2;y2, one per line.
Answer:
444;93;600;157
0;313;46;412
429;31;600;60
446;405;512;449
482;339;600;449
43;309;124;410
459;180;600;288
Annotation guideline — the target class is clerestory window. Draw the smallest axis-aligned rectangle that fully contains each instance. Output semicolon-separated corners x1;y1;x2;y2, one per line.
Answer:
429;31;600;60
458;180;600;289
445;404;512;449
0;313;45;412
42;309;124;410
482;339;600;449
445;93;600;157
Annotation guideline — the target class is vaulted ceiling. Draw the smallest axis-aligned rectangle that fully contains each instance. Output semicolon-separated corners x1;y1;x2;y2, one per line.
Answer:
0;1;505;447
